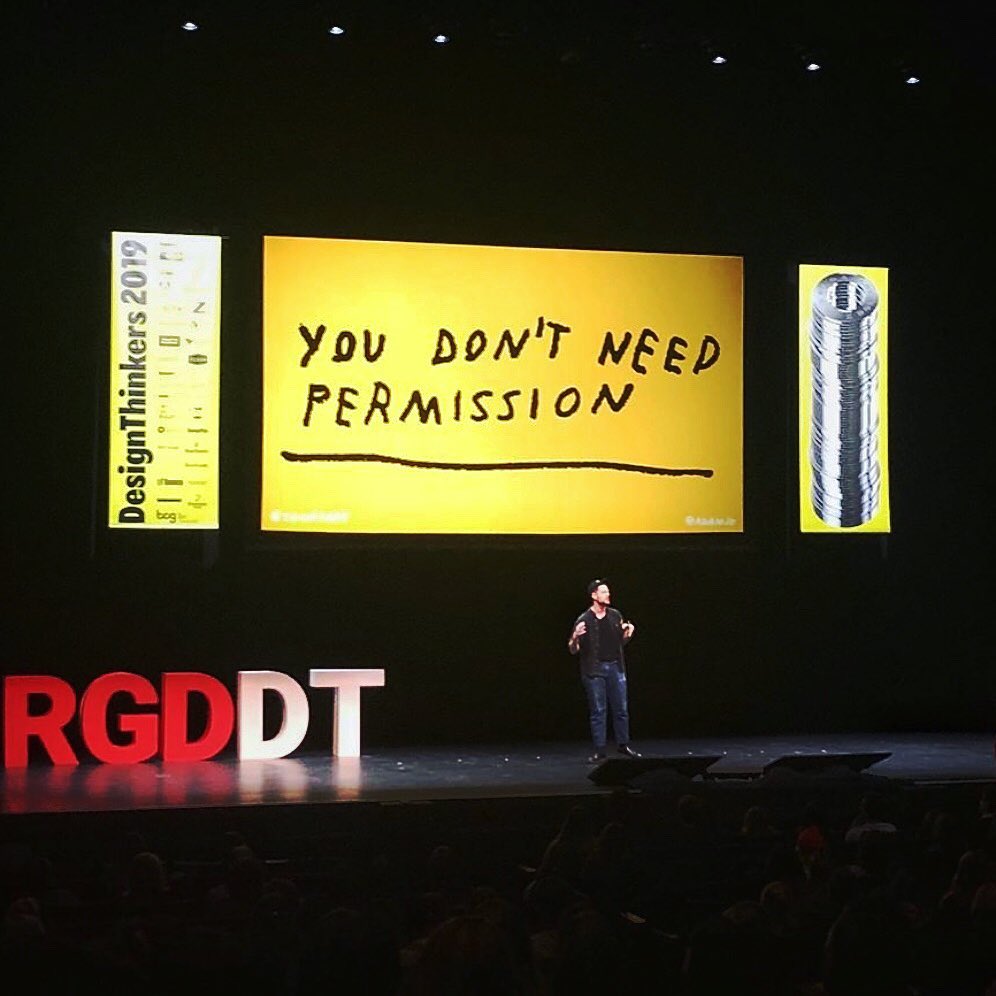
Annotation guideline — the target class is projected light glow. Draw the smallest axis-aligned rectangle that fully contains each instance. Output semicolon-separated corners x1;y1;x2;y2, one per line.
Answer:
261;236;744;535
798;263;891;533
107;232;222;529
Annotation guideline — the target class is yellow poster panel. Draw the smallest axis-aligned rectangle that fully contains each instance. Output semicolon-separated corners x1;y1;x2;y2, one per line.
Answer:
108;232;221;528
262;237;743;534
798;264;890;533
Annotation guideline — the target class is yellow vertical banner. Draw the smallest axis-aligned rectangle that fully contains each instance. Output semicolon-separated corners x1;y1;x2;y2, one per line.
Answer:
262;236;743;534
799;264;890;533
108;232;222;528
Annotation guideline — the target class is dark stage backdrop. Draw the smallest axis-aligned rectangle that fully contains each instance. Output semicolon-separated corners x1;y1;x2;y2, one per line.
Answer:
3;1;992;750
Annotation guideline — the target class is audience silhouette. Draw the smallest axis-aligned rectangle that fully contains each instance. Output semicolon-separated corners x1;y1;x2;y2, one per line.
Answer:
3;780;995;994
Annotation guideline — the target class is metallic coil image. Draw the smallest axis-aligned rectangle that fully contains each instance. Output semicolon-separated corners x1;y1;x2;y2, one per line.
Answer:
809;273;881;527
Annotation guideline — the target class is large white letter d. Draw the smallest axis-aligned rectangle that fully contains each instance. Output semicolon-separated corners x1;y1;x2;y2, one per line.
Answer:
237;671;309;761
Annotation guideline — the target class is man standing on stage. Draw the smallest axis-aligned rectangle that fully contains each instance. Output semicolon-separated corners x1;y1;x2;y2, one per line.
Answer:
568;579;641;763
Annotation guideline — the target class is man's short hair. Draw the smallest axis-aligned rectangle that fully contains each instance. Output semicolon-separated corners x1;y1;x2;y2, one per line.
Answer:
587;578;606;597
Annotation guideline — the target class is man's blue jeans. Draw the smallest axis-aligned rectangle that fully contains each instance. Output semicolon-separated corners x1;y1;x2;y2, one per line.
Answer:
581;660;630;749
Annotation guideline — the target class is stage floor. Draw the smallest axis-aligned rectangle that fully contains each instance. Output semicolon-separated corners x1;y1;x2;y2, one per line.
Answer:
2;732;993;816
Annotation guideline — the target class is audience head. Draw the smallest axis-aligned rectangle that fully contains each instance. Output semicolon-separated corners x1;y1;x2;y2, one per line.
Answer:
677;793;709;831
685;909;785;995
402;913;532;995
127;850;168;898
823;899;913;996
222;843;265;905
742;804;778;838
300;906;401;995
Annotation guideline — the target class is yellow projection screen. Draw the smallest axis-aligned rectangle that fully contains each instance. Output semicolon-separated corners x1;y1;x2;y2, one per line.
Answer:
262;237;743;535
799;264;890;533
108;232;222;528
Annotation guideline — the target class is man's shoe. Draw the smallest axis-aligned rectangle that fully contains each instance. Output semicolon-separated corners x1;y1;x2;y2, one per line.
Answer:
617;744;641;758
587;751;606;764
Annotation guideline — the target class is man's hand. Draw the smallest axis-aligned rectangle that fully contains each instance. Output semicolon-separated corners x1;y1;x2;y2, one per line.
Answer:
572;621;587;640
622;621;636;640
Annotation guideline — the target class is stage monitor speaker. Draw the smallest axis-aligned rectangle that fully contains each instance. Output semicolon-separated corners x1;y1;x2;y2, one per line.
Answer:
761;751;892;777
588;755;722;787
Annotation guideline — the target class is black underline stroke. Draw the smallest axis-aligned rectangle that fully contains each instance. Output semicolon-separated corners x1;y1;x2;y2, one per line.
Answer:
280;451;713;478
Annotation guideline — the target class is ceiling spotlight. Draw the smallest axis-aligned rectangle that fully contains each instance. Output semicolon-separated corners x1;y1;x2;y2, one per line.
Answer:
805;61;821;72
905;75;920;84
328;25;345;36
433;33;449;45
711;54;727;65
181;21;199;32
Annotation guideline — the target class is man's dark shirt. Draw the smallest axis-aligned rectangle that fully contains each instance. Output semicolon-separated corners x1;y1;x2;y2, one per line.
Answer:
570;606;627;676
596;612;623;662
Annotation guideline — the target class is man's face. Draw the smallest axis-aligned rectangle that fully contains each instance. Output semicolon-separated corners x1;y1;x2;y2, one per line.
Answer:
592;584;611;606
